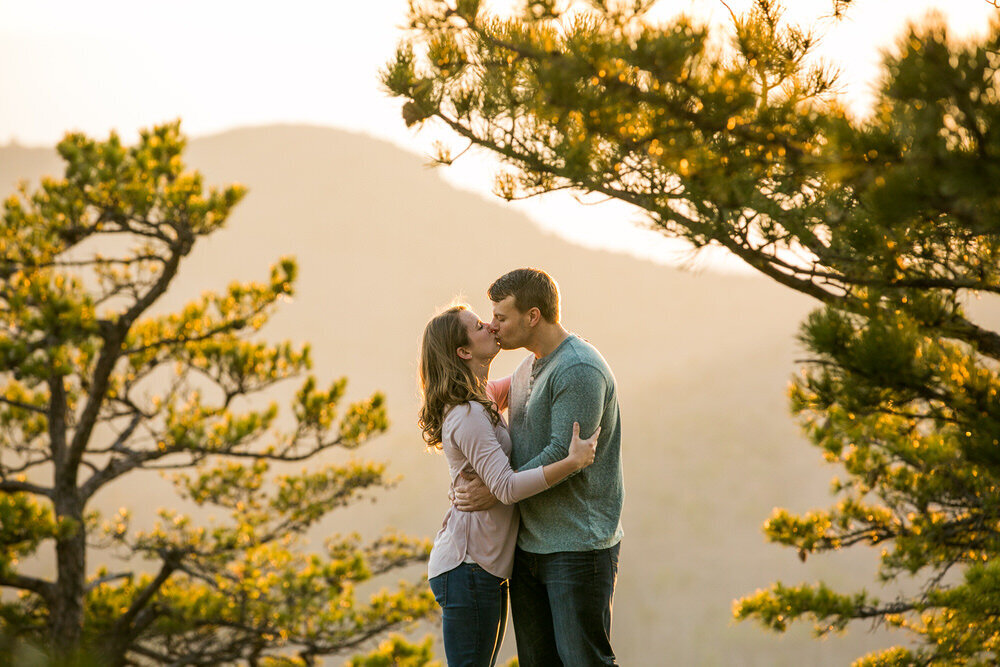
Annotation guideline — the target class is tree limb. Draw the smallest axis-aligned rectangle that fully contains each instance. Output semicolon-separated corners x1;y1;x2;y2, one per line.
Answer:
0;572;54;599
0;479;53;497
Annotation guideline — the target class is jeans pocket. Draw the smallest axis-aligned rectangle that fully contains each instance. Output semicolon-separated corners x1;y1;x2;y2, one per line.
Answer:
469;563;505;588
429;572;448;608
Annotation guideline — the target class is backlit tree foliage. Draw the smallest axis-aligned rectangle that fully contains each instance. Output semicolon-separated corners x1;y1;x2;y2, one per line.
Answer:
384;0;1000;663
0;122;435;665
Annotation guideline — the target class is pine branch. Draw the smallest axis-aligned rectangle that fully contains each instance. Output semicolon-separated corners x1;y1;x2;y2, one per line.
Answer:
67;230;190;475
0;396;47;414
0;571;54;599
109;553;180;642
0;479;53;496
84;571;133;592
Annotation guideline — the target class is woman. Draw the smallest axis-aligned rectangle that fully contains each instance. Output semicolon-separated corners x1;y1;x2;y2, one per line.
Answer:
418;304;599;666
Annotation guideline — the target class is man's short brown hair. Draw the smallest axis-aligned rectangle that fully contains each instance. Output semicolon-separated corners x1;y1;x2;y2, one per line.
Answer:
488;268;560;323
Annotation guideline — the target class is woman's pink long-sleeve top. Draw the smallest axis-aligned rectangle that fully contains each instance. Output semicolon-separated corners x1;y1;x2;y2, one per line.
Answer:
427;378;549;580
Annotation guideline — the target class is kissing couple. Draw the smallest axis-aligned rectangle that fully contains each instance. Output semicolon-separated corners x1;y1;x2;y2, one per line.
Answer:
418;268;625;666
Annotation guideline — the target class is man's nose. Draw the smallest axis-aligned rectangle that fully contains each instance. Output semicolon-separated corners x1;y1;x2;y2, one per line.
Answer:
487;322;498;334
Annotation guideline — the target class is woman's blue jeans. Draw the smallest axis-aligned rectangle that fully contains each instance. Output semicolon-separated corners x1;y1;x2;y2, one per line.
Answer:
429;562;509;666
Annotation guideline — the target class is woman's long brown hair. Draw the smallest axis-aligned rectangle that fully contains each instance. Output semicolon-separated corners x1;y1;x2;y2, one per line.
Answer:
418;305;501;448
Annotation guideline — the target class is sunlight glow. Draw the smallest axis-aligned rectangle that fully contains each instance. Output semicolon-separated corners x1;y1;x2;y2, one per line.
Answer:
1;0;995;271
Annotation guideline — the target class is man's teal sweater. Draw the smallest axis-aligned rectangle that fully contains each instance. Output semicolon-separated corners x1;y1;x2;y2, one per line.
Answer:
509;334;625;553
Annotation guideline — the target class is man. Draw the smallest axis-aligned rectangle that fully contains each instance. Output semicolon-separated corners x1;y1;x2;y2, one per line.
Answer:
454;268;624;666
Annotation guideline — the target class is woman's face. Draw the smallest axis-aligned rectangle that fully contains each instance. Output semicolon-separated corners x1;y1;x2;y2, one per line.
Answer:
457;308;500;365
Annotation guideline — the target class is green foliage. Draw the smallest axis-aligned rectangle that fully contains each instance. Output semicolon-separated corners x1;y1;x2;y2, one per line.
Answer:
734;581;877;633
0;122;435;665
0;494;59;578
347;634;440;666
386;0;1000;663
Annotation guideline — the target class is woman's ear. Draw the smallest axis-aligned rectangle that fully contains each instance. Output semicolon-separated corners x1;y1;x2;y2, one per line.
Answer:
456;346;473;361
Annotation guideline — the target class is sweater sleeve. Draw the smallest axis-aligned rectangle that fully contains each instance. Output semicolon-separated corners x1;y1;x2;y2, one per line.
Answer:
518;363;607;474
447;403;548;504
486;376;511;412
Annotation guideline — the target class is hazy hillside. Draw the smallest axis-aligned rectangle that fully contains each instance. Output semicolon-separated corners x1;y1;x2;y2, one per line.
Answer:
1;126;903;664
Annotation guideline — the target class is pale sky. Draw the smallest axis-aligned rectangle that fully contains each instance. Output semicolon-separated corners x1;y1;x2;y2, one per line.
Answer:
1;0;995;270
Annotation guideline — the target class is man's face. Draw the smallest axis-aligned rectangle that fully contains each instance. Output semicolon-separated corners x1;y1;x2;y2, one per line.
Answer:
489;296;532;350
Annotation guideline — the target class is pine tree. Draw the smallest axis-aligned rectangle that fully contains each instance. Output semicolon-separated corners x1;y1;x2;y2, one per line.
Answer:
0;122;436;665
384;1;1000;663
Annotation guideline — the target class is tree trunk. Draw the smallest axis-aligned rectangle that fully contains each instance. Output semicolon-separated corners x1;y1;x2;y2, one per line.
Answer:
50;492;85;659
48;372;86;659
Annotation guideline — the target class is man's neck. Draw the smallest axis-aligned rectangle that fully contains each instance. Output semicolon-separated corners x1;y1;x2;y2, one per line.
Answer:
527;324;570;359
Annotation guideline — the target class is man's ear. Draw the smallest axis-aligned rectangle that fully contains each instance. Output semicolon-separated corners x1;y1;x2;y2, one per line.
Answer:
527;307;542;327
457;346;473;361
